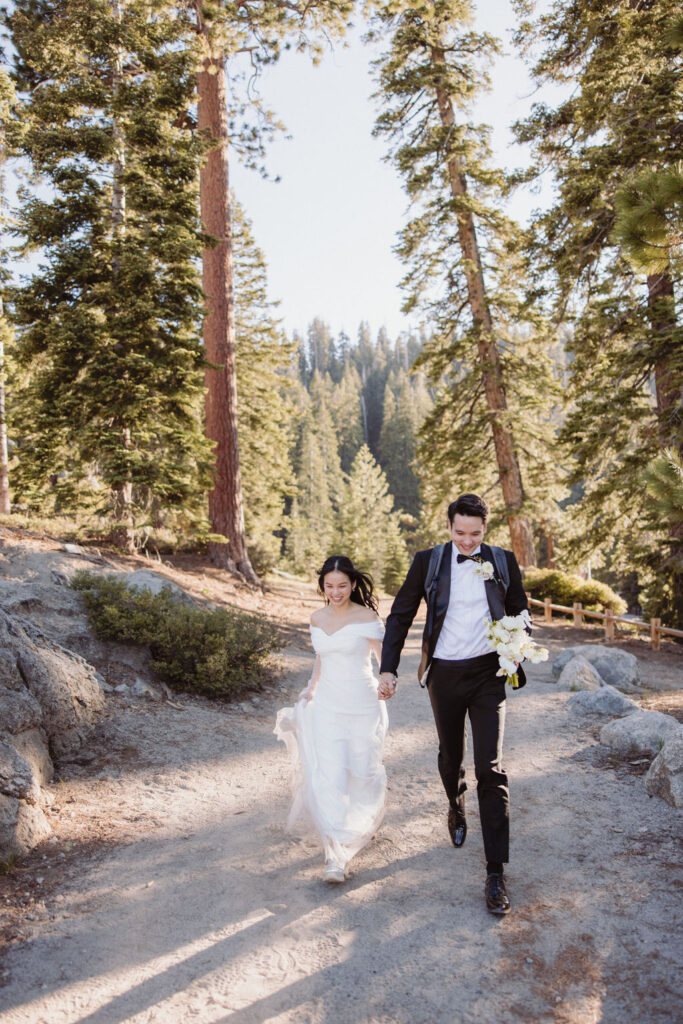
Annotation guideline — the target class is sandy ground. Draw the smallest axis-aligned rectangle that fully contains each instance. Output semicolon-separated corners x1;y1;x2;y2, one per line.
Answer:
0;571;682;1023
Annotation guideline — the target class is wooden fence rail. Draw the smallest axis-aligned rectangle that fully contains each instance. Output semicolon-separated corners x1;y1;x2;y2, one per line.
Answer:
525;595;683;651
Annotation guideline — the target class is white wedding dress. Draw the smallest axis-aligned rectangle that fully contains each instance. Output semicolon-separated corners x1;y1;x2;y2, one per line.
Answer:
274;619;388;870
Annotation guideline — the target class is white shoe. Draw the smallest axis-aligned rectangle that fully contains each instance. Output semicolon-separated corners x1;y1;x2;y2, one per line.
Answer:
322;861;345;884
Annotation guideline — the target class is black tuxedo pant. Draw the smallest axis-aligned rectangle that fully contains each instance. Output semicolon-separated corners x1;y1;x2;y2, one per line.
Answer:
427;652;509;864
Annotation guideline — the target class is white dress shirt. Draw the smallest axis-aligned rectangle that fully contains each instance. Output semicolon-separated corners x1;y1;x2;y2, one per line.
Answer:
432;544;495;661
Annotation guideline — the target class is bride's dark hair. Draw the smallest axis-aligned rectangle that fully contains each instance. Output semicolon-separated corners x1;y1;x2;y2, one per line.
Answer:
317;555;378;612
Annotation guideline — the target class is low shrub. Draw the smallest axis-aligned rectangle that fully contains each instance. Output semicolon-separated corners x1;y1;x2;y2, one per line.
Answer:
577;579;628;614
71;571;283;699
523;567;627;615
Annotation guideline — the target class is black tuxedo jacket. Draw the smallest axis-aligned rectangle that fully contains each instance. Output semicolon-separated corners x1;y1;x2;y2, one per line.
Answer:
379;541;530;687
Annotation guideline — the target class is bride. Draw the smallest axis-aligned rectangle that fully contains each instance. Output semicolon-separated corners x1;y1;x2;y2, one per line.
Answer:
274;555;387;883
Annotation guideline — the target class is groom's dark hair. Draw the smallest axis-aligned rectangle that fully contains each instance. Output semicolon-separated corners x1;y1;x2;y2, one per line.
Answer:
448;493;489;524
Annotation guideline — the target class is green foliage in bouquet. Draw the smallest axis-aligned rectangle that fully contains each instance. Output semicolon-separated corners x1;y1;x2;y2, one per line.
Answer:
71;572;282;699
523;568;627;615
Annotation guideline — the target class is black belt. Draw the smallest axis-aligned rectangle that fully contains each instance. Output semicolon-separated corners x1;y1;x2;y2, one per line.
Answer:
431;651;499;669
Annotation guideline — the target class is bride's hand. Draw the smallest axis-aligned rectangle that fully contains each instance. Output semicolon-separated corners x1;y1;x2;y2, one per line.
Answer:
378;673;397;700
299;684;315;703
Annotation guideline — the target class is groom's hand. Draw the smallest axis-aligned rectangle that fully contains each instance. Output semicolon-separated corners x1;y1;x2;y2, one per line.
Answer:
378;672;398;700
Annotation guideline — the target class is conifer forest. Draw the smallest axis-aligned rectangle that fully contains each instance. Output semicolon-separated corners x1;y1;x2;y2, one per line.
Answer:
0;1;681;625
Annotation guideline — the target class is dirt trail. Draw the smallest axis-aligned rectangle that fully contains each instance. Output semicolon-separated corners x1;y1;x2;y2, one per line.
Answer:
0;602;682;1024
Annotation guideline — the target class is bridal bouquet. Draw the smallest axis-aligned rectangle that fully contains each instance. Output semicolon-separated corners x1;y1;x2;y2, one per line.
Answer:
485;613;548;689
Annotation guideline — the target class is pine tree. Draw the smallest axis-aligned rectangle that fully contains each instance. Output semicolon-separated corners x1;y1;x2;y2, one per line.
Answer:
639;449;683;628
642;451;683;537
306;318;341;382
285;421;337;572
378;375;429;517
339;444;407;587
8;0;212;547
232;199;294;570
192;1;353;579
285;373;343;572
371;0;562;565
285;318;435;555
330;362;365;474
612;165;683;278
514;0;683;608
351;322;389;456
381;515;410;594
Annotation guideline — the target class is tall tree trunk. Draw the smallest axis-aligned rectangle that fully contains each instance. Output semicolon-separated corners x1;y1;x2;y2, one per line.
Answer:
196;4;257;583
647;269;683;623
111;0;125;255
0;329;10;515
430;44;536;566
647;270;681;453
110;0;134;553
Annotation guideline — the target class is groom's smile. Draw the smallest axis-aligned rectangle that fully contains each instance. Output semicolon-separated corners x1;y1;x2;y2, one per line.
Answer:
449;512;487;555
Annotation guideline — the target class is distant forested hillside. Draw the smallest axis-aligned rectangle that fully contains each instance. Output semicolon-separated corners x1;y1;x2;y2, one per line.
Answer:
279;320;433;584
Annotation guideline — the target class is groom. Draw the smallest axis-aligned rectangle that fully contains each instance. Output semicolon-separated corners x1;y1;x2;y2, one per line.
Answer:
379;493;530;915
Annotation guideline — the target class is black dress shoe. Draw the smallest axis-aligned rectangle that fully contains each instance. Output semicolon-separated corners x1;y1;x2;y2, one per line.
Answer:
447;807;467;848
485;872;511;915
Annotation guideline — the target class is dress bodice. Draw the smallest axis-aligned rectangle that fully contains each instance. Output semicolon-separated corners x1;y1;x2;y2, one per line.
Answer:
310;620;384;713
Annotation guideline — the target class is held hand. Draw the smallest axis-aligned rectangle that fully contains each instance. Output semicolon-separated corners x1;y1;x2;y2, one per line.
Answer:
299;680;315;703
378;672;398;701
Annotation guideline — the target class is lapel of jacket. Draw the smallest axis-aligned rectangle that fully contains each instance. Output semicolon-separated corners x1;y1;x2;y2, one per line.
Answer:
430;541;452;644
481;542;506;622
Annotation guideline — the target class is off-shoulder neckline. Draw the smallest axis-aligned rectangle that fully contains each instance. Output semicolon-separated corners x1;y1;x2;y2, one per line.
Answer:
310;619;382;638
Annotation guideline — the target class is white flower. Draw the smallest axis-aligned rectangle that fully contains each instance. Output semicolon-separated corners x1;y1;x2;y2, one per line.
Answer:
486;611;549;687
499;639;514;654
473;560;495;581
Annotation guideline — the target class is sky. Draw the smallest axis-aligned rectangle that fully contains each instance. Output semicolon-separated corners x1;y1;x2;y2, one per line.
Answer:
230;0;555;342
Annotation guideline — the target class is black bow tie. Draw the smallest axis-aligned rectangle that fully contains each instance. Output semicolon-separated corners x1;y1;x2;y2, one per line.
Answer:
456;553;480;564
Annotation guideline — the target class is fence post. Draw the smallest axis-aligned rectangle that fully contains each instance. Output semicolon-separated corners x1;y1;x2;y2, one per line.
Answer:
544;598;552;624
650;617;661;651
604;607;615;641
573;602;582;627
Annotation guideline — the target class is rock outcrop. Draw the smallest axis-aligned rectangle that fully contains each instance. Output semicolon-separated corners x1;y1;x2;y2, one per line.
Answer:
0;608;104;859
567;685;639;718
599;710;681;757
552;645;640;692
556;654;603;691
645;733;683;808
111;570;193;603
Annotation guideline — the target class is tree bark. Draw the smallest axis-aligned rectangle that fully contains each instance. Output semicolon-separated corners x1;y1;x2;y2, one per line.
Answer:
0;333;10;515
647;269;683;623
111;0;125;255
111;426;135;553
110;0;134;554
196;5;257;583
430;44;536;567
647;270;681;453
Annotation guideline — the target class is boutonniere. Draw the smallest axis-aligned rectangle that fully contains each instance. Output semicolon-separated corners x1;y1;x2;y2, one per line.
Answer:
472;559;495;582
